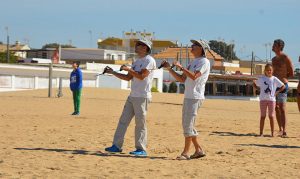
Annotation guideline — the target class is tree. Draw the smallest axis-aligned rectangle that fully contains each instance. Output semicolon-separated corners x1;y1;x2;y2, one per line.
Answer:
168;82;178;93
209;40;239;61
0;52;18;63
163;83;168;93
42;43;76;49
0;41;3;44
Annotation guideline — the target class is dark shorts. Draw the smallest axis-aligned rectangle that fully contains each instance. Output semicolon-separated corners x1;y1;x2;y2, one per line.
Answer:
276;83;288;103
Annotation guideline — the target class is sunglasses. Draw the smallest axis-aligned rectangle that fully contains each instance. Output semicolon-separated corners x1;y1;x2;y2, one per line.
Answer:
135;42;146;47
191;44;202;48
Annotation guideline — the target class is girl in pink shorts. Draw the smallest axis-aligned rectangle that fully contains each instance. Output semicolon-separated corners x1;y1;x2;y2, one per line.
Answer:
253;64;285;137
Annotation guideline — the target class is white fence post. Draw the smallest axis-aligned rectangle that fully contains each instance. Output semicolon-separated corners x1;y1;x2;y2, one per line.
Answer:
11;75;15;90
96;75;100;88
34;76;39;89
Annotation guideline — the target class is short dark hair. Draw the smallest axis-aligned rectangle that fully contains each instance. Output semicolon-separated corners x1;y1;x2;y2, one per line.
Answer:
265;63;273;69
73;61;80;67
274;39;285;51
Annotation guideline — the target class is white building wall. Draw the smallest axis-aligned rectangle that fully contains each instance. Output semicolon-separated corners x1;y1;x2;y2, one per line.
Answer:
103;50;126;60
98;75;125;89
0;64;98;90
222;62;240;67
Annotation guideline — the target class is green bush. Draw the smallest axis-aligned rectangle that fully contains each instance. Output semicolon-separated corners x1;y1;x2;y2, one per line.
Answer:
287;97;297;102
168;82;178;93
151;87;159;92
163;83;168;93
0;52;18;63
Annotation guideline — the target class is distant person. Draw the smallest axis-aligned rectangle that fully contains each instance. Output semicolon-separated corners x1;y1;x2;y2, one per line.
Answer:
161;39;210;160
104;38;156;156
70;61;83;115
253;64;285;137
271;39;294;137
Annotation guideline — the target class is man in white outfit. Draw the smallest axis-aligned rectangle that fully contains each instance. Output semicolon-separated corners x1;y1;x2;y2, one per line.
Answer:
104;38;156;156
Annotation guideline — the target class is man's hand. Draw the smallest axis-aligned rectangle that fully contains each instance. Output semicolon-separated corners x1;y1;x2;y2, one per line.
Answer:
162;61;171;69
120;65;131;71
104;66;114;74
173;61;183;69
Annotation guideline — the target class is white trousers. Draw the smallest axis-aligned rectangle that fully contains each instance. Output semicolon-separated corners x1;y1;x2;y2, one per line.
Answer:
182;98;204;137
113;96;149;151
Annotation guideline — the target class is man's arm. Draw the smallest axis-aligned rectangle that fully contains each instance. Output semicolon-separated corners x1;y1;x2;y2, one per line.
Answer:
275;84;285;96
182;68;201;81
127;68;150;80
168;68;186;82
112;71;133;81
104;66;133;81
253;80;259;89
285;56;294;78
161;61;186;82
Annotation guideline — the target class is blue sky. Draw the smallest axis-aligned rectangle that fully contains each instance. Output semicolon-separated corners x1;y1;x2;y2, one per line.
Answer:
0;0;299;67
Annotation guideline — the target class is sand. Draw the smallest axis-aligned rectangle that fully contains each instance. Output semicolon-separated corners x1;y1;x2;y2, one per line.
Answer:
0;88;299;178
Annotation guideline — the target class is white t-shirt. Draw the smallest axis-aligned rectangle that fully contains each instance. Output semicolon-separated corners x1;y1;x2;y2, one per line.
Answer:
184;57;210;99
130;55;156;98
256;75;284;101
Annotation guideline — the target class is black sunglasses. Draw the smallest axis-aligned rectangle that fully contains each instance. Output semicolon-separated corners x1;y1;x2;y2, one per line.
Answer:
135;42;146;47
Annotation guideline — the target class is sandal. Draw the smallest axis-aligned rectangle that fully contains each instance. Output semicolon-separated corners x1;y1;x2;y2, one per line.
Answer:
281;132;288;138
190;151;206;159
176;153;190;160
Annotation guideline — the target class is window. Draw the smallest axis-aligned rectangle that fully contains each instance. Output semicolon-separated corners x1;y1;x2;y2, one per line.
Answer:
152;78;158;88
106;54;111;60
42;52;47;59
118;55;122;60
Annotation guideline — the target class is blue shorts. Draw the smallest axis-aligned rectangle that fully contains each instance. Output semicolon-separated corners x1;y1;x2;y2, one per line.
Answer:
276;83;288;103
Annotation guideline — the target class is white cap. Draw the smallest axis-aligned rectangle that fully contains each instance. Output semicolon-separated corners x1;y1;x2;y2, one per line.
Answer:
137;38;152;53
190;39;210;57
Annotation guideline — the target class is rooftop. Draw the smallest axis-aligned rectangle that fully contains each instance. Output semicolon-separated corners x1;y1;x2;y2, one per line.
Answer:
153;47;224;61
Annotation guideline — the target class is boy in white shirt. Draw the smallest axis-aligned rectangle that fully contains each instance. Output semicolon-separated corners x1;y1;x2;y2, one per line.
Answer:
253;64;285;137
104;39;156;156
161;39;210;160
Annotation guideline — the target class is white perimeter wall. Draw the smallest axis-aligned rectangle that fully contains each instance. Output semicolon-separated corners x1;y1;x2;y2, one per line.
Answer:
0;64;98;90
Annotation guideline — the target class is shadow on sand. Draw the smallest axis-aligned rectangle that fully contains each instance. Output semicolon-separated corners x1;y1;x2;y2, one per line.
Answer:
236;144;300;149
209;131;257;137
14;147;170;160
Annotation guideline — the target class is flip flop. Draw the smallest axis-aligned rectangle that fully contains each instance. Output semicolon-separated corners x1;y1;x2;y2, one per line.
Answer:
281;132;288;138
176;154;190;160
190;151;206;159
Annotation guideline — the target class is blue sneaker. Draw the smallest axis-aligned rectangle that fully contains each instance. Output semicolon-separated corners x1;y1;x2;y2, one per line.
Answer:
129;149;147;156
105;145;122;153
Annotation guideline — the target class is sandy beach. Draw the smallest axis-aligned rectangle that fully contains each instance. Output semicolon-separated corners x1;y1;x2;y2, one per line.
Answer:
0;88;299;178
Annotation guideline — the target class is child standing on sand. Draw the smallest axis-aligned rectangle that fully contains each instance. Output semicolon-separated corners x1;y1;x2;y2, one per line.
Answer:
253;64;285;137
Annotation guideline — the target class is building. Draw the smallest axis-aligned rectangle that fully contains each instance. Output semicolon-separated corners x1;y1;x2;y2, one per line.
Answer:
97;31;177;55
153;46;224;71
0;41;30;59
26;48;128;64
239;60;269;75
